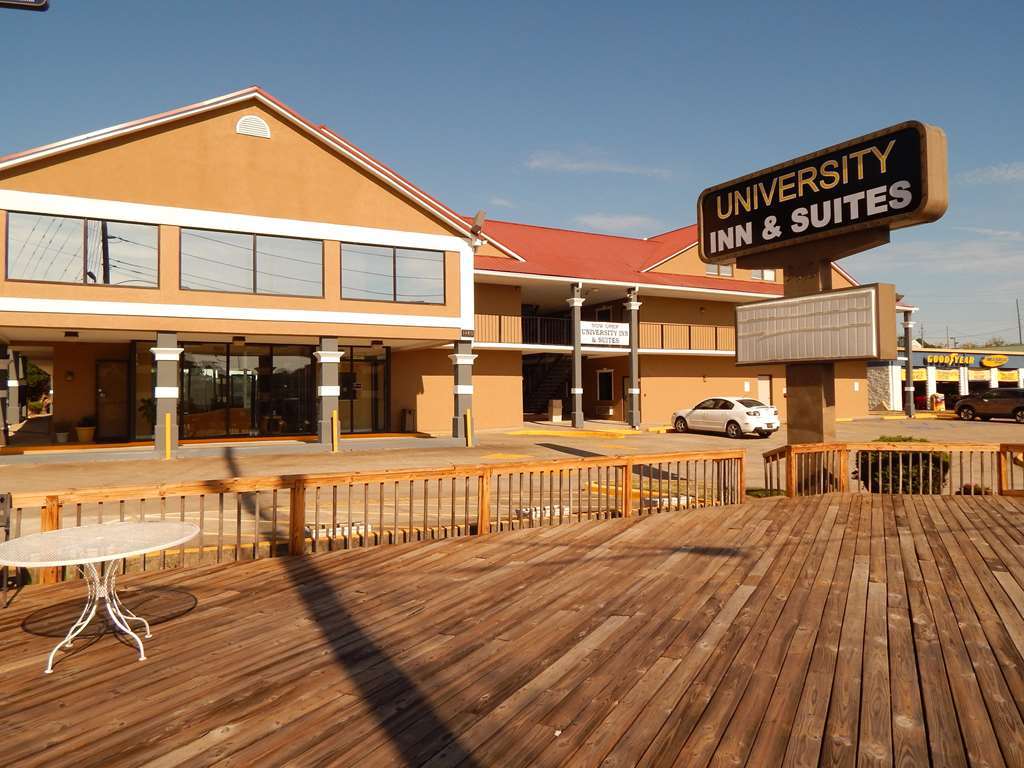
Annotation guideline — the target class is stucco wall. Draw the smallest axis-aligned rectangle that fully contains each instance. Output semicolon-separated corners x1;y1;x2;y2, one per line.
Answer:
390;348;522;435
51;341;130;434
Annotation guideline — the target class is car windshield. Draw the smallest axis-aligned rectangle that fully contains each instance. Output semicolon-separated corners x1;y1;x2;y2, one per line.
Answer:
738;399;766;408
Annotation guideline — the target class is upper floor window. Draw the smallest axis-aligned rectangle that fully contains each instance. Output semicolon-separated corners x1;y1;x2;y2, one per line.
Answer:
342;243;445;304
705;263;733;277
750;268;777;281
6;211;158;287
180;228;323;297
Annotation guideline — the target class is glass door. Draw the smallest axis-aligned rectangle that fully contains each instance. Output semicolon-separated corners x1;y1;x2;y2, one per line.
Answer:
228;344;267;436
180;343;229;439
338;346;388;433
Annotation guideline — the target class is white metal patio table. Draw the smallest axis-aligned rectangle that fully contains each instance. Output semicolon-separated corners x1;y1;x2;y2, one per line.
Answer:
0;520;199;673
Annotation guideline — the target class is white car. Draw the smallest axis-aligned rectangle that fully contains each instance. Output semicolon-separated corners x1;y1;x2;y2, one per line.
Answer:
673;397;780;439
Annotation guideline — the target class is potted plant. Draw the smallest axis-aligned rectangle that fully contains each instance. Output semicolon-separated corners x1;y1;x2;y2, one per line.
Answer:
54;421;72;444
75;415;97;444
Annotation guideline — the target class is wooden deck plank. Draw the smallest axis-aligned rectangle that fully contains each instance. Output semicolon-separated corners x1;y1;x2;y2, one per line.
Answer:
0;494;1022;767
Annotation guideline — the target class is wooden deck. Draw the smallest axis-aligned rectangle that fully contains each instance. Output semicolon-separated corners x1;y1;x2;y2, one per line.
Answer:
3;493;1024;766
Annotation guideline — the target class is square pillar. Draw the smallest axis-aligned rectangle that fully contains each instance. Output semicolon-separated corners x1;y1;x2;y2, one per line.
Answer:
5;352;19;431
624;289;641;429
902;310;915;417
151;332;182;457
0;344;8;446
958;366;969;396
990;367;1000;389
450;336;476;440
315;338;344;449
925;365;937;406
567;285;585;428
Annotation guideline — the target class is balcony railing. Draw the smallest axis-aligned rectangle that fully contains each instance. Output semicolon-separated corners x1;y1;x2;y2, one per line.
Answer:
474;314;735;351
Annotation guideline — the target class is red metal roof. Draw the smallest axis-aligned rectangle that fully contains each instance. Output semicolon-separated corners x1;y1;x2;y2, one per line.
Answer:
473;218;783;295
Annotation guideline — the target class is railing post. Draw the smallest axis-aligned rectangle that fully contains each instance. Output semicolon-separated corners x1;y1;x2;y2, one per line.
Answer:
737;455;746;503
477;469;491;534
998;445;1008;496
622;462;634;517
838;448;850;492
40;495;61;585
289;479;307;556
785;446;797;498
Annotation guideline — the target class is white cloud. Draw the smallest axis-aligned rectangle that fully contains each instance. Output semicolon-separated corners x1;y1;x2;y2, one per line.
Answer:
956;161;1024;184
488;196;515;209
526;150;670;179
571;213;662;234
952;226;1024;241
860;236;1024;274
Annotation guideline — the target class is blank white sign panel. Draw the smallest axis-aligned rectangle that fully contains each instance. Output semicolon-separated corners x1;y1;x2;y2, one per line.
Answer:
736;286;879;364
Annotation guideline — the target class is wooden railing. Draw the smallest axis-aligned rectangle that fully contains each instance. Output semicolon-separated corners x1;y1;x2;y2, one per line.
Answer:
475;313;736;351
638;322;736;351
764;442;1024;498
1;449;744;592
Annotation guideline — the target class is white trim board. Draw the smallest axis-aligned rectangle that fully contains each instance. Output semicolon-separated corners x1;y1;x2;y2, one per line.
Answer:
0;296;466;329
473;268;778;300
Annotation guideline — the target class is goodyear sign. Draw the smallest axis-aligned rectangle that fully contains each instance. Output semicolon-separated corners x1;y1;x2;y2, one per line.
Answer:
981;354;1009;368
925;353;975;367
698;122;947;264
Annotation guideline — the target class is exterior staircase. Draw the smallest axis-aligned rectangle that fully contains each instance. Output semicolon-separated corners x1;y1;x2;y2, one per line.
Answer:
523;354;571;416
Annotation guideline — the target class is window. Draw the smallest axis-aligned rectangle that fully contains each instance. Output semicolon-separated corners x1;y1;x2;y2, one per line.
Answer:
750;268;777;281
6;212;158;286
595;307;613;322
342;243;445;303
597;370;613;401
180;228;322;296
695;399;717;410
705;263;733;277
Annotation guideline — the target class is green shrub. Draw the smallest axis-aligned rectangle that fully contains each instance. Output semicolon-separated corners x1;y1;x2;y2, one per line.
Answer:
855;437;950;494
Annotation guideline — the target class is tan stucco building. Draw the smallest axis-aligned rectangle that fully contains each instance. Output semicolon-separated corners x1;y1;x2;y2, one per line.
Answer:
0;87;875;452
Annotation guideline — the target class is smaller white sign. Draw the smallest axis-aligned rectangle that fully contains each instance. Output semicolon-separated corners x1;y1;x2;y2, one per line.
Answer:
581;321;630;347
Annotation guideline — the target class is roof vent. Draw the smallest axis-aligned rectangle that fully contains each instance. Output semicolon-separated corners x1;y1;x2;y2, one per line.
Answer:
235;115;271;139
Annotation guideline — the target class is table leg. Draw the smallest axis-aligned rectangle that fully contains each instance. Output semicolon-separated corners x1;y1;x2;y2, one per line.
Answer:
43;561;152;674
106;567;152;638
100;564;146;662
45;563;99;674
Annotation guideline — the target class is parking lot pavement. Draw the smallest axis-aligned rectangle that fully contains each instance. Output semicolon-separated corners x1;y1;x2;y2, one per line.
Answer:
0;417;1019;495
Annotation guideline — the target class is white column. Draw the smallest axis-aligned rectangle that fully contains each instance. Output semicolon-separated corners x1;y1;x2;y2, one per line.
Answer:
991;367;1000;388
925;366;937;401
1018;369;1024;388
958;366;969;396
888;362;902;411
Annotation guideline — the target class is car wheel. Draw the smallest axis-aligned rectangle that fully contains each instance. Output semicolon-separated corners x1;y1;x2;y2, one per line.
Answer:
726;421;742;439
1015;409;1024;424
759;432;771;439
958;405;976;421
674;416;688;433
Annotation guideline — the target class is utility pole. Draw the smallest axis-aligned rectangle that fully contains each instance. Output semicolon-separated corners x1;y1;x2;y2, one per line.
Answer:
1017;298;1022;344
945;326;949;348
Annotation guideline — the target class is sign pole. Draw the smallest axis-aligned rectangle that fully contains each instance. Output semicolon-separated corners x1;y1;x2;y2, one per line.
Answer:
782;258;836;444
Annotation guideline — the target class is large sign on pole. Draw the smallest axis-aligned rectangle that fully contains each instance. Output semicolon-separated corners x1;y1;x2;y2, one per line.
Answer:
698;121;947;264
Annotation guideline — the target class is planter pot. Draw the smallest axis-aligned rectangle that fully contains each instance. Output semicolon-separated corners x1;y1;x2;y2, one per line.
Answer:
75;426;96;443
55;432;70;444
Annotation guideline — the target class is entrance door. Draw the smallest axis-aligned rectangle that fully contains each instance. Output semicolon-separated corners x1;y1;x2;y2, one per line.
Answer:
757;375;772;405
338;346;388;434
96;360;129;441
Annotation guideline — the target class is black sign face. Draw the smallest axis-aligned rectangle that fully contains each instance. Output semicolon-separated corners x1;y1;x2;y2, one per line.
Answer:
0;0;48;9
697;121;946;264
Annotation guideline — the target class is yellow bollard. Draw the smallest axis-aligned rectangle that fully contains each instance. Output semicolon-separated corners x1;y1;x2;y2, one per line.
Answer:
331;409;339;453
164;412;171;460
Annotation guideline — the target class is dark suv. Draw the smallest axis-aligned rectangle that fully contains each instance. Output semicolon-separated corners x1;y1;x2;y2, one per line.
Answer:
955;388;1024;423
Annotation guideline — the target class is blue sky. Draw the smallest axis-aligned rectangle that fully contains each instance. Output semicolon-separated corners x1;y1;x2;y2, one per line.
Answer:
1;1;1021;345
